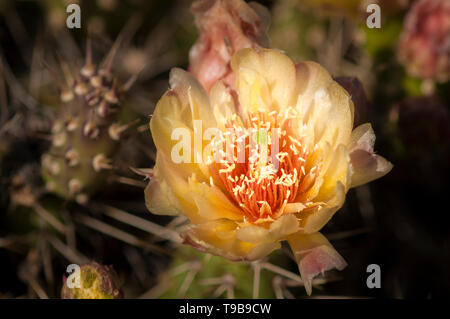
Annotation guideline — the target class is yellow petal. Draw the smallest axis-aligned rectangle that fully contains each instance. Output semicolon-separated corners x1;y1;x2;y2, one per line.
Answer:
150;68;216;182
183;219;280;261
315;144;351;200
348;123;393;188
287;232;347;295
209;81;240;130
268;213;299;239
236;213;299;243
187;175;243;221
231;48;297;113
144;166;180;216
235;224;269;243
154;153;207;224
303;181;345;233
295;62;354;148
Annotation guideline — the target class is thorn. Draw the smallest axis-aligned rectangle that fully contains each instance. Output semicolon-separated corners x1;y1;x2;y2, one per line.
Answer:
100;13;142;71
68;179;82;195
42;155;61;175
52;132;67;147
108;119;139;140
60;89;74;102
65;149;80;167
45;181;56;192
65;117;78;132
83;121;99;138
92;154;113;172
56;52;75;87
80;38;95;77
90;75;103;88
104;81;119;104
103;40;121;73
51;120;64;133
75;193;89;205
129;167;154;180
85;88;102;106
42;60;64;84
121;75;137;93
74;80;89;96
97;100;117;117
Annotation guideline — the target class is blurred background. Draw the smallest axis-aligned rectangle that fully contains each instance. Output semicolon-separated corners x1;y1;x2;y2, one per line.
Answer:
0;0;449;299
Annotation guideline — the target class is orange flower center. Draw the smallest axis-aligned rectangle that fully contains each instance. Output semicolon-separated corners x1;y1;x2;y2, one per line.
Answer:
209;109;310;223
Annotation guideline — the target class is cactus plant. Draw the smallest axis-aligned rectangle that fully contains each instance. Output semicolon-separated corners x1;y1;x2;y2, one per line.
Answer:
61;262;123;299
41;41;135;204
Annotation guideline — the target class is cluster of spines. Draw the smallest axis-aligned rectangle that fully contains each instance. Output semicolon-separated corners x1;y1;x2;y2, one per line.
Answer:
42;40;135;204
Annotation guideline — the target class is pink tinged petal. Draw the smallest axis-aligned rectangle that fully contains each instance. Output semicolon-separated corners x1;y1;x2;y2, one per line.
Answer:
348;123;393;188
287;232;347;295
189;0;270;92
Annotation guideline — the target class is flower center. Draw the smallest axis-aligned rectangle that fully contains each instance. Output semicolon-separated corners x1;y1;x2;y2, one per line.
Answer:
209;108;309;223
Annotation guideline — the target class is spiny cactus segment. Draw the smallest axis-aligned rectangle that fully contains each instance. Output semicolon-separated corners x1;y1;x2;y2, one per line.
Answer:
61;262;123;299
41;40;136;204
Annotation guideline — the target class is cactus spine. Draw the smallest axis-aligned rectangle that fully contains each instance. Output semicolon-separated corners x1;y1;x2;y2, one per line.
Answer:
41;41;133;203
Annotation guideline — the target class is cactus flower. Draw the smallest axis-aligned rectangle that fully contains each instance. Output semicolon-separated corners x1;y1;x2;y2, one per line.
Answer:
189;0;270;92
397;0;450;82
146;48;392;294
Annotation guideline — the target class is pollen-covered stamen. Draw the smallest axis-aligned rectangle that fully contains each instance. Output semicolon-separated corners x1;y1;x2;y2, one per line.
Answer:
210;108;311;223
